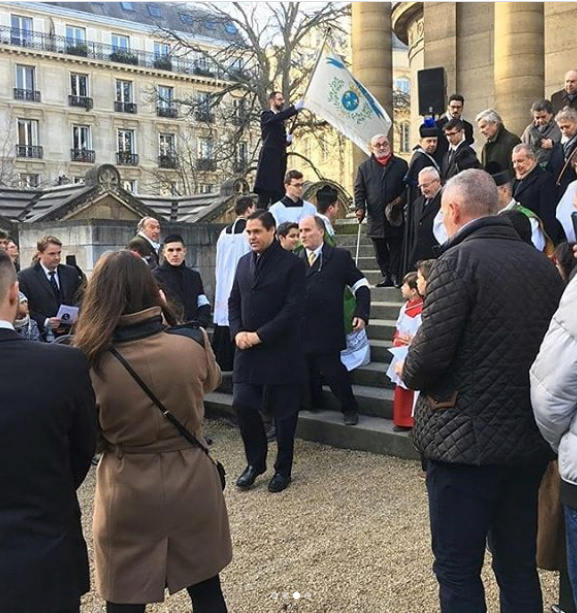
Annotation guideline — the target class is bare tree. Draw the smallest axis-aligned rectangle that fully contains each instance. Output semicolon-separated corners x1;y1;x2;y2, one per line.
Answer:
146;2;350;192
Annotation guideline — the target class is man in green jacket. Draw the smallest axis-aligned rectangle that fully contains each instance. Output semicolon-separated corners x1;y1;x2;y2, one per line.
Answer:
476;108;521;175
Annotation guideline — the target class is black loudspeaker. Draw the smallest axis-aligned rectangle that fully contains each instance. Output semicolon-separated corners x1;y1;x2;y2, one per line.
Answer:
417;67;446;116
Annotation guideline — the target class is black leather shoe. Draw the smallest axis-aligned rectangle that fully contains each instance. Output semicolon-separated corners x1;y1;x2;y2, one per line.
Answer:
268;473;291;493
391;275;401;288
236;465;266;489
344;411;359;426
374;275;393;288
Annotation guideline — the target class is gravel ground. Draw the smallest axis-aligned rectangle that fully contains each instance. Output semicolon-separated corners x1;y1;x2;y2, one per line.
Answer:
78;418;559;613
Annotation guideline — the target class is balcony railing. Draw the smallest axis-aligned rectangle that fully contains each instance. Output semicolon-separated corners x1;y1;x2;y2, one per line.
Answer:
117;152;139;166
15;145;43;159
157;106;178;119
68;95;93;110
0;26;257;83
158;154;178;169
114;101;137;114
13;88;41;102
197;158;216;172
70;149;95;163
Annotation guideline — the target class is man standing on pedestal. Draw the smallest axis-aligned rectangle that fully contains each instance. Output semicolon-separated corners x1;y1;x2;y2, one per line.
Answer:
229;210;306;493
253;92;304;209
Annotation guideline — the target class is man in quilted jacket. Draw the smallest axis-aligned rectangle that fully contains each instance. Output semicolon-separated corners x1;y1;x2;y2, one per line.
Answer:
402;168;564;613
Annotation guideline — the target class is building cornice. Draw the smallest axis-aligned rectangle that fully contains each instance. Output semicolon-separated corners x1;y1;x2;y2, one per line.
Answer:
391;2;423;46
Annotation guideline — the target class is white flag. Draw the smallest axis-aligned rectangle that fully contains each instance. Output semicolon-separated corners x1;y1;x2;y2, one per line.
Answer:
304;45;392;155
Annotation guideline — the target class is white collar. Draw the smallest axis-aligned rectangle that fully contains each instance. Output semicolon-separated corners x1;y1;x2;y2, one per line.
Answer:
40;262;58;277
0;319;15;331
450;135;466;151
306;245;323;258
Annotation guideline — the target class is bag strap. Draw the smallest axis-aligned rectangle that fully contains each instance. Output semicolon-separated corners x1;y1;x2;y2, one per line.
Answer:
109;347;211;457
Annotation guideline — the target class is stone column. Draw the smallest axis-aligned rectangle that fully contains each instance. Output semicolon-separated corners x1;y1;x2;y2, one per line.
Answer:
494;3;544;137
351;2;393;170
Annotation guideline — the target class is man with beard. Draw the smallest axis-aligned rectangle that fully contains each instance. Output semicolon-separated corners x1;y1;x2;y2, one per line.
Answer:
253;91;305;209
521;99;561;168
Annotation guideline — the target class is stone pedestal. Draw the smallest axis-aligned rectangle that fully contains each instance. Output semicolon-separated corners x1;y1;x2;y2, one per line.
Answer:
351;2;393;171
494;3;544;137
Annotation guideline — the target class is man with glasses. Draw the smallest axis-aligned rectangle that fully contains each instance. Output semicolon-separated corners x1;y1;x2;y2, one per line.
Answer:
355;134;408;288
269;169;316;227
441;118;480;182
435;94;475;164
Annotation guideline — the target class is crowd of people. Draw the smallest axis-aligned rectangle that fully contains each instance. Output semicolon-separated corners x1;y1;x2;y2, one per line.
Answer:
3;73;577;613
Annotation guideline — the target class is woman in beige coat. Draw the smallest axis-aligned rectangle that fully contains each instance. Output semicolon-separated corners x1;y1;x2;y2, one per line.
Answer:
74;250;231;613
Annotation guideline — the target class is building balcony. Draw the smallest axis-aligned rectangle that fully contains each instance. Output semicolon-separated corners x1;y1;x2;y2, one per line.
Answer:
68;94;93;110
153;56;172;71
158;154;178;169
196;158;216;172
109;50;139;65
194;110;215;123
70;149;95;163
15;145;43;159
117;152;139;166
114;101;137;114
13;88;41;102
157;106;178;119
66;42;88;57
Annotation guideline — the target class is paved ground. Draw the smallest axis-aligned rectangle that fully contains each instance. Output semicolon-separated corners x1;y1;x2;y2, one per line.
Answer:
79;418;559;612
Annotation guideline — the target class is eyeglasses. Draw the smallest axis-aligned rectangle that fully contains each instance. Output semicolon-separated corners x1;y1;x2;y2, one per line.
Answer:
444;131;462;137
373;142;390;149
418;180;439;189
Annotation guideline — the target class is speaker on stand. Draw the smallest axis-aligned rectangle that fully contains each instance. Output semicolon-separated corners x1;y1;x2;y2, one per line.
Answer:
417;68;447;116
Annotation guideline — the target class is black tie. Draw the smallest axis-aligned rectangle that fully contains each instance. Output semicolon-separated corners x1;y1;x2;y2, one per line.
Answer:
48;271;60;300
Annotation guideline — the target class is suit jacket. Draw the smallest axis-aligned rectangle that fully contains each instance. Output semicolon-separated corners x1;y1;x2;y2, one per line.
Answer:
129;234;160;269
253;105;298;195
229;239;306;384
547;138;577;201
299;243;370;354
407;190;442;269
354;155;408;239
441;140;481;181
18;262;82;334
513;164;566;245
551;89;577;114
481;125;521;174
435;115;475;163
0;329;97;613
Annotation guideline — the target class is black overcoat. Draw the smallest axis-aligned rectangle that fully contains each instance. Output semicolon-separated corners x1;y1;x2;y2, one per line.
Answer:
513;164;566;244
229;239;306;385
0;329;97;613
547;139;577;202
441;140;481;181
434;116;475;164
298;243;370;354
354;155;408;239
18;262;82;334
253;105;298;195
407;191;442;270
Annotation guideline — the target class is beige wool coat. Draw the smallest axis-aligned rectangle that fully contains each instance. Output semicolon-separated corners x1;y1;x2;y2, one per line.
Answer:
90;307;231;603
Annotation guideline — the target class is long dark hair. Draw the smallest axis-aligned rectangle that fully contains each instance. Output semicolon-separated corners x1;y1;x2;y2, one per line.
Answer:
74;250;176;369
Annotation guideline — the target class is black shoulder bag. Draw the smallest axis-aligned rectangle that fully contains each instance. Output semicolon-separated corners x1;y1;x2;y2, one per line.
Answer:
110;347;226;490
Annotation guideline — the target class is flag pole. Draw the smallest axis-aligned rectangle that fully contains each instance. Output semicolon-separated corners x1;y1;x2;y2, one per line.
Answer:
288;27;332;135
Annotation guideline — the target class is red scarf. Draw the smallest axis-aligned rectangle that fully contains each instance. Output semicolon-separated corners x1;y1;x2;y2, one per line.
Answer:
374;153;392;166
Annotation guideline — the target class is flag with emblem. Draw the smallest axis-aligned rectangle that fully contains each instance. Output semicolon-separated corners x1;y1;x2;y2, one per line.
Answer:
303;43;392;155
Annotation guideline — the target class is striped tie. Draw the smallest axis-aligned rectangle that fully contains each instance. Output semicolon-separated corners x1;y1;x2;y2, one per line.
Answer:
308;252;316;266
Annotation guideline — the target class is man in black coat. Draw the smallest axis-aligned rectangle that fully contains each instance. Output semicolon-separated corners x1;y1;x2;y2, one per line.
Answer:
128;216;161;269
404;125;440;206
354;134;408;288
512;143;566;244
548;106;577;200
402;169;564;613
298;215;370;426
0;248;97;613
153;234;211;328
406;167;442;270
434;93;475;165
551;69;577;114
229;210;306;493
441;118;481;182
18;235;83;341
253;91;304;209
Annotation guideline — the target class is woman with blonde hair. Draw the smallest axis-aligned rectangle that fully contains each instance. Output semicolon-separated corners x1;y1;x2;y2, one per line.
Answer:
74;250;231;613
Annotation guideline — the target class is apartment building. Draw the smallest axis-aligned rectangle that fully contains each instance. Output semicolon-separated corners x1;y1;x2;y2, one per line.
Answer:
0;1;255;195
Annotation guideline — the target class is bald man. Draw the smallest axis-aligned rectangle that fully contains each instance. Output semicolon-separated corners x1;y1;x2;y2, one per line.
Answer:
551;69;577;114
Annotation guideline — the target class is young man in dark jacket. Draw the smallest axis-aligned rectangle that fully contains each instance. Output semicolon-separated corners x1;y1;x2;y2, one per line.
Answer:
402;169;564;613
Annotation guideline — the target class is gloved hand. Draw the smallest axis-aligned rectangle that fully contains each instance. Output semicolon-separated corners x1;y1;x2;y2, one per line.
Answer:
286;134;293;144
294;99;305;111
355;209;365;223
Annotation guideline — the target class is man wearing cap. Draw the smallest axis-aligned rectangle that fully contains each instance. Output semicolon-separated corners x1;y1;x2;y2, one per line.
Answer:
511;143;565;245
441;118;481;182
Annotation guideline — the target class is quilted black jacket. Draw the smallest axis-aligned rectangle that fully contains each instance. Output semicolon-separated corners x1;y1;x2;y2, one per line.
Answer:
403;216;564;465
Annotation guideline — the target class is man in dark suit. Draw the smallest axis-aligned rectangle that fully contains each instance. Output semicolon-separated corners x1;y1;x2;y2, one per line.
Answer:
548;106;577;200
435;93;475;165
441;118;481;182
128;216;161;269
551;69;577;114
0;247;97;613
512;143;566;245
229;210;306;493
354;134;408;288
18;235;83;341
407;167;443;269
298;215;370;426
253;91;305;209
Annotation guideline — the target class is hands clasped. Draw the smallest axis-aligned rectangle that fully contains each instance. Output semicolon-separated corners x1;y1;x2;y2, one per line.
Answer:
235;331;262;350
